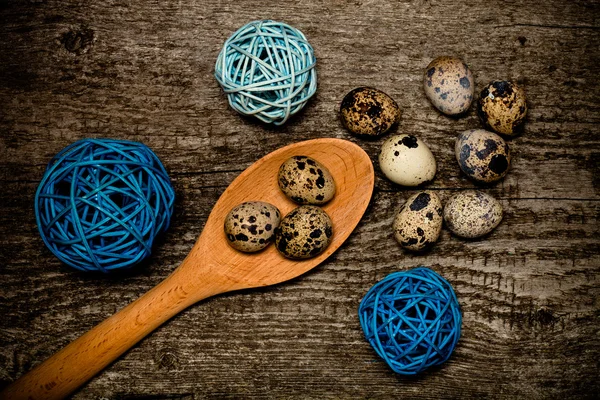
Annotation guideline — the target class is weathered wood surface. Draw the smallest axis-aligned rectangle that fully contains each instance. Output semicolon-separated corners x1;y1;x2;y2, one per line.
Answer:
0;0;599;398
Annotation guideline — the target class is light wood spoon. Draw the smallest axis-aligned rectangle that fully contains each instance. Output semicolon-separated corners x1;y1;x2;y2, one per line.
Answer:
1;138;375;400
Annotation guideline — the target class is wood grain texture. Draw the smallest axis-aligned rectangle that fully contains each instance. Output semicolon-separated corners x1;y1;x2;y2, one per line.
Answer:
1;138;374;400
0;0;599;399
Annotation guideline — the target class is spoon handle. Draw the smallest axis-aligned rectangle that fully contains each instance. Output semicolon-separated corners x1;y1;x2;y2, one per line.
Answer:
0;266;223;400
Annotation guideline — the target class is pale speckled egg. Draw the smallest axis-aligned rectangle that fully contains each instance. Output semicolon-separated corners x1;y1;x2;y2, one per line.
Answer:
477;80;527;135
379;134;437;186
275;206;333;259
423;56;474;116
455;129;511;183
444;191;503;238
224;201;281;252
393;191;443;251
340;87;401;137
278;156;335;205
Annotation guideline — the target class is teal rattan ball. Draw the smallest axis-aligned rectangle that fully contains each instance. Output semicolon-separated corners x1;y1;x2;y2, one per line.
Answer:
34;138;175;273
215;20;317;125
359;267;462;375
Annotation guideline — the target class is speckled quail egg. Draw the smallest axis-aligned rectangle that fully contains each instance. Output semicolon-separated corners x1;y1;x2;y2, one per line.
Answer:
379;134;437;186
478;80;527;135
224;201;281;252
423;56;475;115
340;87;401;137
455;129;511;183
393;191;443;251
278;156;335;205
444;191;503;238
275;206;333;259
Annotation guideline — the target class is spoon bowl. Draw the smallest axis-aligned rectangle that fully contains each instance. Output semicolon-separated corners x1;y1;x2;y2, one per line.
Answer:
185;137;375;291
1;138;374;400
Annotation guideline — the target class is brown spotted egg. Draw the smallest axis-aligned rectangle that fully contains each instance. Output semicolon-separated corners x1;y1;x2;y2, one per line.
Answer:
277;156;335;205
444;191;503;238
423;56;474;115
278;156;335;205
340;87;401;137
379;134;437;186
455;129;511;183
478;81;527;135
275;206;333;259
224;201;281;252
393;191;443;251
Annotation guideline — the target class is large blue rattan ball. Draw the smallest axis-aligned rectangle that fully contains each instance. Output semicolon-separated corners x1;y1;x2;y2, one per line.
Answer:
215;20;317;125
34;138;176;273
358;267;462;375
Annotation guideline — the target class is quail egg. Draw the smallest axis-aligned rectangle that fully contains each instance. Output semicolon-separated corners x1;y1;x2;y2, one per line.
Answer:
379;134;437;186
340;87;401;137
224;201;281;252
393;191;443;251
477;80;527;135
278;156;335;205
275;206;333;259
423;56;475;115
455;129;511;183
444;190;503;238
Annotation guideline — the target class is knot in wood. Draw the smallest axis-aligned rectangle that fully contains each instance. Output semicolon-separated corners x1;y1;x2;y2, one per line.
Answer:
60;27;94;54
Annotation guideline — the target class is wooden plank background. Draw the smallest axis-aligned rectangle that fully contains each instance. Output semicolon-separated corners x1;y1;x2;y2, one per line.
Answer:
1;0;599;398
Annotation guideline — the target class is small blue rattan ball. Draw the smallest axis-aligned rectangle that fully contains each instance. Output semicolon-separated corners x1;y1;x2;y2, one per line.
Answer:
34;138;176;273
358;267;462;375
215;20;317;125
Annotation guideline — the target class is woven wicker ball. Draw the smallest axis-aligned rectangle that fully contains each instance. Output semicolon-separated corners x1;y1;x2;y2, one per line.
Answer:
34;138;175;273
358;267;462;375
215;20;317;125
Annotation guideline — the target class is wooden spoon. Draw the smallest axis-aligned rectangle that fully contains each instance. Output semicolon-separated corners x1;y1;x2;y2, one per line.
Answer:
1;138;375;400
